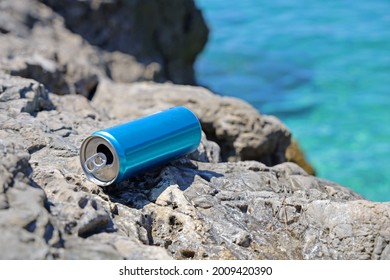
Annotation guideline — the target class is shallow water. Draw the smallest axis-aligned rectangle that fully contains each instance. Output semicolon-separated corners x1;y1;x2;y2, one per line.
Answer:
195;0;390;201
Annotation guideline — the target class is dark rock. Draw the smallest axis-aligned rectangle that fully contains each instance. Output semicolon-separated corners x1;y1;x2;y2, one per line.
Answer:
0;0;104;97
40;0;209;85
1;0;206;97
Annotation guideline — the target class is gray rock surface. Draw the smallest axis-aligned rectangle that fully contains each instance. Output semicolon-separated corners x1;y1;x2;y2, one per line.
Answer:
0;0;104;97
1;0;207;97
1;74;389;260
1;0;389;260
92;80;292;165
40;0;209;85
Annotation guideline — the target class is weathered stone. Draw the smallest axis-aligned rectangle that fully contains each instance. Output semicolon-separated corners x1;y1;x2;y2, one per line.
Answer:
2;74;390;260
303;200;390;259
41;0;209;85
0;74;54;116
1;0;389;261
0;126;62;259
0;0;103;97
92;80;292;166
1;0;206;97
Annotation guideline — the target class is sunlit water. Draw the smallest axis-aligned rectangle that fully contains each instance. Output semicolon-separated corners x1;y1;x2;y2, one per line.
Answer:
195;0;390;201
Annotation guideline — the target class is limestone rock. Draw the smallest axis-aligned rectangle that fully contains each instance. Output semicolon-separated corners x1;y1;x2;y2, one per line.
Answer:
1;0;207;97
0;104;61;259
1;75;389;260
0;0;103;97
1;0;389;261
92;80;292;166
40;0;209;85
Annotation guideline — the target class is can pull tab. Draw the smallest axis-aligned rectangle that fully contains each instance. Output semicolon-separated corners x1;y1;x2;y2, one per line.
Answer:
84;152;107;174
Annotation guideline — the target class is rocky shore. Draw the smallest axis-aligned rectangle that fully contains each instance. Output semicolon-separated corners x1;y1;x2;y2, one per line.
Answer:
1;0;389;259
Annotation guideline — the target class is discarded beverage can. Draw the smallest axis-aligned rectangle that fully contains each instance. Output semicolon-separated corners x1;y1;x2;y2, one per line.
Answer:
79;106;202;186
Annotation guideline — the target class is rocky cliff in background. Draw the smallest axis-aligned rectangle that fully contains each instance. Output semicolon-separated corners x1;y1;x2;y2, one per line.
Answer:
41;0;209;85
0;0;208;97
1;0;390;260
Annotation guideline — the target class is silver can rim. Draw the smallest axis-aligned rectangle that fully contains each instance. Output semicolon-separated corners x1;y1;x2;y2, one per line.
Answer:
79;135;119;186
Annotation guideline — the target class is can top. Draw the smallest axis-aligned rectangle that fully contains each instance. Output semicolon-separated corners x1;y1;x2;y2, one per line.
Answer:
79;135;119;186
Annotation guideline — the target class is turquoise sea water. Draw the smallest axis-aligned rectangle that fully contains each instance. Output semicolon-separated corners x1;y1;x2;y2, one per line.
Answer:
195;0;390;201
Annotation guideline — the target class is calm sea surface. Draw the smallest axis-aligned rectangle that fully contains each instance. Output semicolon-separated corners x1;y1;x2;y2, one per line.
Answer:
195;0;390;201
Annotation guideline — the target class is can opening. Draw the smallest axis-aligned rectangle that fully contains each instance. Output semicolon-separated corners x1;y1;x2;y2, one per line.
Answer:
84;152;107;173
80;135;119;186
97;144;114;165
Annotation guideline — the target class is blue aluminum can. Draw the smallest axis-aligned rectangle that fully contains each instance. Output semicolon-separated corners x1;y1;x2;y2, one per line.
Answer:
80;106;202;186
